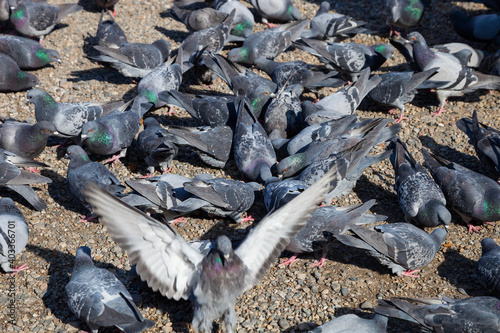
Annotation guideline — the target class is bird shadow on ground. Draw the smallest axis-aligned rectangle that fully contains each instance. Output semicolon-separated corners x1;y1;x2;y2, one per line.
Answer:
154;26;190;43
68;66;134;85
78;0;101;13
0;186;46;212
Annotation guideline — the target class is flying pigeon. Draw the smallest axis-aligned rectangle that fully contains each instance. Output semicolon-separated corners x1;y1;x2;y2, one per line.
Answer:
477;238;500;296
0;120;57;159
81;154;344;332
95;10;128;48
65;246;155;333
0;53;38;92
335;223;447;277
450;11;500;44
0;198;29;274
308;313;388;333
0;35;60;69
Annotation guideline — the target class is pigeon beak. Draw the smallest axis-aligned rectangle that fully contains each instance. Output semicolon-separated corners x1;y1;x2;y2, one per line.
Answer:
81;134;87;140
57;59;61;63
53;131;59;136
402;38;411;45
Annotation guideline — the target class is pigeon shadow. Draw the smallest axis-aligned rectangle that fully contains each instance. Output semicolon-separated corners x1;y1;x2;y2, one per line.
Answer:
0;186;47;212
68;67;134;85
77;0;104;14
154;26;190;43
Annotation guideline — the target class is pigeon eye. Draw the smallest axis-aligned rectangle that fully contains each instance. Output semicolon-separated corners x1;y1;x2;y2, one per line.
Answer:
46;129;50;132
89;129;93;133
412;37;416;40
232;55;235;58
264;92;268;95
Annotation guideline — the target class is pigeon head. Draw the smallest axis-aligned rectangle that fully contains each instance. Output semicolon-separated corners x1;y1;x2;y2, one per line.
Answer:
152;39;171;61
35;48;61;66
406;32;426;46
215;235;233;263
481;238;499;255
73;246;94;270
81;121;110;146
231;20;253;37
65;145;91;168
228;47;252;64
14;71;38;91
287;5;302;20
430;227;447;246
143;117;161;130
35;121;58;137
27;88;57;118
373;44;395;60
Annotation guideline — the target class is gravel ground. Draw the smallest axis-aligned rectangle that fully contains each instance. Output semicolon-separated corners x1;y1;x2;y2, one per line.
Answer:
1;0;500;332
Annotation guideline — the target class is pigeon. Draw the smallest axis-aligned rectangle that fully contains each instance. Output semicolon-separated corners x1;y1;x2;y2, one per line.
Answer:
477;238;500;296
95;10;128;48
297;38;395;81
10;1;83;40
228;19;309;65
0;35;60;69
65;246;155;333
264;84;303;142
0;0;9;22
385;0;430;35
246;0;301;24
421;148;500;233
335;223;447;277
375;295;500;332
479;48;500;76
388;138;451;228
233;97;277;182
456;109;500;178
310;1;369;41
450;11;500;44
0;197;29;274
431;43;486;68
93;0;119;15
136;117;178;175
171;175;262;223
302;68;380;125
81;154;344;333
407;31;500;115
92;39;171;78
263;178;308;213
170;5;228;32
367;68;438;123
282;199;387;267
80;102;142;164
27;88;125;138
0;53;38;92
308;314;388;333
0;120;57;159
0;149;52;211
214;0;254;37
65;145;126;217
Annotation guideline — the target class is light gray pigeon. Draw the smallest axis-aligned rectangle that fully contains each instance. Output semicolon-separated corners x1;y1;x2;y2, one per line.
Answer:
477;238;500;296
388;138;451;228
431;42;486;68
65;246;155;333
92;39;171;78
215;0;254;37
246;0;301;25
65;145;126;218
308;313;388;333
171;5;228;32
385;0;429;35
421;148;500;233
335;223;447;277
27;88;125;138
0;0;9;22
81;156;343;333
10;1;82;40
375;295;500;332
95;10;128;48
0;198;29;274
0;35;60;69
0;120;57;159
0;53;38;92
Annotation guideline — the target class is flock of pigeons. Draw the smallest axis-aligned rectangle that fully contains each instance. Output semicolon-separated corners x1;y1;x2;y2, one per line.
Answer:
1;0;500;332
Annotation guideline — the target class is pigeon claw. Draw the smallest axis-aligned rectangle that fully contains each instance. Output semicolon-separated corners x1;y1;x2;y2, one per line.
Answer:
79;215;98;223
310;257;327;268
170;217;187;226
401;269;420;278
240;215;254;224
279;255;299;267
467;223;481;234
10;263;29;275
105;154;122;166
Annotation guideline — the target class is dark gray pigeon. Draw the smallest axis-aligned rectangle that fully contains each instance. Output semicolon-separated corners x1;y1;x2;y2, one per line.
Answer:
0;53;38;92
93;0;119;15
95;10;128;48
228;19;309;65
263;178;308;213
367;68;438;123
388;138;451;228
375;295;500;332
457;109;500;179
479;48;500;76
450;11;500;44
92;39;171;78
0;149;52;211
0;197;29;274
65;246;155;333
171;5;228;32
421;148;500;233
264;84;303;142
215;0;254;37
27;88;125;138
308;313;388;333
0;120;57;159
385;0;429;35
335;223;447;277
477;238;500;296
136;117;178;175
65;145;126;218
10;1;82;39
0;35;60;69
81;156;343;332
234;97;276;182
247;0;301;25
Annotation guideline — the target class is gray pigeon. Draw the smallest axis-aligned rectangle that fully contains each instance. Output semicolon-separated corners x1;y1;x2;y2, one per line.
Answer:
456;109;500;179
27;88;125;138
477;238;500;296
388;138;451;228
0;35;60;69
234;97;277;182
0;53;38;92
385;0;430;35
95;10;128;48
136;117;178;175
246;0;301;24
0;0;9;22
228;19;309;65
215;0;254;37
479;48;500;76
450;11;500;44
93;0;119;15
0;120;57;159
375;295;500;332
65;145;126;218
263;178;308;213
81;156;343;333
0;198;29;274
421;148;500;233
431;42;486;68
308;314;388;333
92;39;171;78
10;1;82;39
65;246;155;333
171;5;228;32
335;223;447;277
264;84;303;142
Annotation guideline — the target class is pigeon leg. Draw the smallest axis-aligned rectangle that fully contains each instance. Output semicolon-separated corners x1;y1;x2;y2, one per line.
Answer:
468;222;482;233
170;217;187;226
431;101;447;116
25;167;41;174
139;173;156;179
10;263;29;275
401;269;420;278
394;111;408;124
79;215;98;223
279;255;299;267
263;18;278;29
240;215;254;224
483;222;495;227
310;257;327;268
105;154;123;165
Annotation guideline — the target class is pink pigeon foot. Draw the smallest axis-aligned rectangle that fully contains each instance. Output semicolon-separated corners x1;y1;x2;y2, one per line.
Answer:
105;154;122;165
240;215;254;224
166;107;176;116
483;222;495;227
401;269;420;278
279;255;299;267
139;173;156;178
26;167;41;174
394;112;408;124
468;223;481;233
10;263;29;275
431;101;448;116
170;217;187;226
310;257;328;268
265;21;279;28
79;215;98;223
